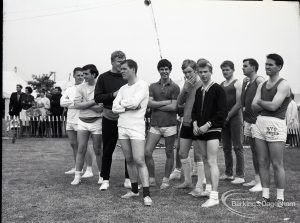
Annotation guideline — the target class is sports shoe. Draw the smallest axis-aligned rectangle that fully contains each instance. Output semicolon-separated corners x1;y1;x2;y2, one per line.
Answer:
98;176;104;185
160;182;170;190
275;199;284;208
243;180;256;187
124;178;131;189
249;183;262;192
121;191;139;199
231;177;245;184
219;174;234;180
188;188;203;196
256;197;270;206
175;182;193;189
71;175;81;185
65;168;76;175
169;169;181;180
192;190;210;197
99;180;109;191
144;196;152;206
81;170;94;178
201;198;219;208
149;178;157;187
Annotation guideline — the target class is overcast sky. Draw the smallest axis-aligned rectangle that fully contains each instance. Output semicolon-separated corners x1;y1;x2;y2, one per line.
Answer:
3;0;300;93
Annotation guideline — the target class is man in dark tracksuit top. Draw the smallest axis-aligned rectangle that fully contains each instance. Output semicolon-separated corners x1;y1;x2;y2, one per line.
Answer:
94;50;130;191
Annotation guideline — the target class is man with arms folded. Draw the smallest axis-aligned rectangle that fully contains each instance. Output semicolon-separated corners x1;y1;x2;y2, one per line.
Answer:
112;59;152;206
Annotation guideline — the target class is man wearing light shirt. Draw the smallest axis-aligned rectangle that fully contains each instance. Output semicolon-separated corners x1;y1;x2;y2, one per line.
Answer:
112;59;152;206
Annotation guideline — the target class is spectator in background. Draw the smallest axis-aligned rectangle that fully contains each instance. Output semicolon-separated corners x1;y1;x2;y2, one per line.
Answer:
20;86;35;133
36;89;50;117
286;92;299;147
50;86;64;137
9;84;25;118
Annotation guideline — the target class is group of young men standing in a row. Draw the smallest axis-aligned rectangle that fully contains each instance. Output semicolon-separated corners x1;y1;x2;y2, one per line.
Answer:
61;51;291;208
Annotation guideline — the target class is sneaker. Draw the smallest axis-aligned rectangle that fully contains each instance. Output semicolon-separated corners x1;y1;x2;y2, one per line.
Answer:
275;199;284;208
188;188;203;196
219;174;234;180
65;168;76;175
192;190;210;197
175;182;193;189
231;177;245;184
121;191;139;199
149;178;157;187
201;198;220;208
144;196;152;206
71;176;81;185
256;197;270;206
243;180;256;187
81;170;94;178
169;169;181;180
160;182;170;190
99;180;109;191
98;176;103;185
249;183;262;192
124;178;131;189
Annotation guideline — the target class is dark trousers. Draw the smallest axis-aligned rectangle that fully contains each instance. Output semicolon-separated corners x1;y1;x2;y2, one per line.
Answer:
221;112;244;177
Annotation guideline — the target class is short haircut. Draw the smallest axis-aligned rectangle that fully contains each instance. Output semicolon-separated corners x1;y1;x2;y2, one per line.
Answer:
121;59;138;74
197;59;213;73
220;60;235;70
73;67;83;75
16;84;23;89
82;64;99;78
243;58;259;72
41;89;46;94
266;53;284;68
181;59;197;71
25;86;33;93
55;86;62;92
111;50;126;62
157;59;172;71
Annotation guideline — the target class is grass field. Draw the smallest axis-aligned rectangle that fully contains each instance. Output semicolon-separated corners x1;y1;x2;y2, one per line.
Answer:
2;138;300;223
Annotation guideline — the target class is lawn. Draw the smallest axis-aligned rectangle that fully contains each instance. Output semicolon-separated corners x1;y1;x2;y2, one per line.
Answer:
2;138;300;223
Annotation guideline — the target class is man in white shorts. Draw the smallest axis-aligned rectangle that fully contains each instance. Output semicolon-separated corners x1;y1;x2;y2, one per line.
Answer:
241;58;264;192
145;59;180;190
71;64;103;186
252;53;291;206
112;59;152;206
61;67;93;177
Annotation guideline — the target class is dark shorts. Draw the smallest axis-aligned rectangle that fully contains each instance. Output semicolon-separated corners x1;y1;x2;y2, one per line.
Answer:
194;131;221;141
179;125;195;140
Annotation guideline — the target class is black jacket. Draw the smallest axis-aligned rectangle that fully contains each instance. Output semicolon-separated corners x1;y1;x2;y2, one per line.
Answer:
9;92;26;116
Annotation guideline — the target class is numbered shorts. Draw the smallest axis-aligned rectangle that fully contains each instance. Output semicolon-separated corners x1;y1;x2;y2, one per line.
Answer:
118;127;145;140
149;126;177;137
77;118;102;135
252;116;287;142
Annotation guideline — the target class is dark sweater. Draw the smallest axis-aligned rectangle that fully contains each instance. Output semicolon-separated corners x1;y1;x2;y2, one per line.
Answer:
94;71;127;109
50;93;64;116
192;83;227;129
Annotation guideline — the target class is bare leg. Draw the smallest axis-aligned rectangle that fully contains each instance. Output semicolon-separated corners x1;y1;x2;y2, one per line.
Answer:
145;132;161;178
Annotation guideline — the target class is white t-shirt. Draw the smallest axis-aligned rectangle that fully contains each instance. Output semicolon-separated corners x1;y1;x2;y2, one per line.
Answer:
60;84;82;124
112;79;149;132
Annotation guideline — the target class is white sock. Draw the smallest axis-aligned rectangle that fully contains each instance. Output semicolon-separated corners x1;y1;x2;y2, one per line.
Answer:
181;158;192;183
75;171;81;177
195;162;204;189
205;184;212;192
255;175;260;184
210;191;219;200
276;189;284;201
262;187;270;199
86;166;93;172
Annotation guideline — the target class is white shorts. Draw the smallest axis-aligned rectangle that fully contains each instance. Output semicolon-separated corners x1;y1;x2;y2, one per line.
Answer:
77;118;102;135
252;116;287;142
118;127;145;140
66;123;78;131
243;121;255;138
149;126;177;137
